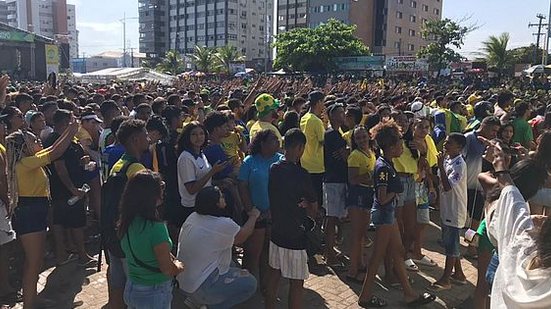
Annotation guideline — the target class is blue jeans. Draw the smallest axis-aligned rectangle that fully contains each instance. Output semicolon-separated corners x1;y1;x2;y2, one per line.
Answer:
486;251;499;288
185;267;257;309
124;280;173;309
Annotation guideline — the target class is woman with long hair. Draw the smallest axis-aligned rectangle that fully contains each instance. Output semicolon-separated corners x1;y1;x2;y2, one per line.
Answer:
345;125;376;283
119;170;184;309
238;129;283;292
7;120;78;308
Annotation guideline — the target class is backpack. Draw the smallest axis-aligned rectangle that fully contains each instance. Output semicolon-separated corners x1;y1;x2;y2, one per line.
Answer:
100;161;134;258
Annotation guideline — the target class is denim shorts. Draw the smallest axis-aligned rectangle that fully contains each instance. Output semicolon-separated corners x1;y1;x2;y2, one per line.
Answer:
371;207;395;226
396;175;416;207
441;225;461;257
346;185;374;210
416;203;430;224
323;183;347;218
485;251;499;288
124;279;173;309
107;250;128;290
12;197;49;236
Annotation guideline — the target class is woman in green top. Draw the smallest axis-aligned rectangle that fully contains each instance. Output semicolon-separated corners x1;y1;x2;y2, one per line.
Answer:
119;170;184;309
511;102;535;150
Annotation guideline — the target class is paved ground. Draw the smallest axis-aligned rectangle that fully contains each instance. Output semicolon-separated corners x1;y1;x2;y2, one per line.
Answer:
4;211;479;309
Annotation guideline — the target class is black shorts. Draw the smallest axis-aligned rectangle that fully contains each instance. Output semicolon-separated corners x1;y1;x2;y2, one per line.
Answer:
467;189;485;223
310;173;324;208
347;185;374;209
12;197;49;236
52;198;87;229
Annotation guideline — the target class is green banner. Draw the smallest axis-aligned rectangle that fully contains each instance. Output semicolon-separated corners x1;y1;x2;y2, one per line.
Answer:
0;31;34;43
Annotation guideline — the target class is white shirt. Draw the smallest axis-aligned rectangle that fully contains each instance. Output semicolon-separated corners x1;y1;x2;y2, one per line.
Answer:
489;185;551;309
177;150;212;207
439;154;467;228
176;213;240;293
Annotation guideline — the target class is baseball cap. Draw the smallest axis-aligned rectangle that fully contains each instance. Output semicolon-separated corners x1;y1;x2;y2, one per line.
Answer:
81;111;103;123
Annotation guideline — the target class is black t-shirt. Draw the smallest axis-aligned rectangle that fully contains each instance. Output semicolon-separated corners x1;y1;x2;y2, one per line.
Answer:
323;128;347;183
44;132;86;200
269;160;317;250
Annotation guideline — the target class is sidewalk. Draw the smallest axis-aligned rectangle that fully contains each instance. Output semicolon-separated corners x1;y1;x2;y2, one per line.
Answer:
7;211;478;309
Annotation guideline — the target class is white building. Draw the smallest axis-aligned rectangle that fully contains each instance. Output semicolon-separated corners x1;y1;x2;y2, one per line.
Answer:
67;4;78;60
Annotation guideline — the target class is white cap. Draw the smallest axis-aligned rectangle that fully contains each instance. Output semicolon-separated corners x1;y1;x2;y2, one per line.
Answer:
410;101;429;118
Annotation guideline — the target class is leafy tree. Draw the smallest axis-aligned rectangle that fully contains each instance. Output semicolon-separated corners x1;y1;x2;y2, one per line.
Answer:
479;32;514;77
273;19;369;72
188;45;219;72
511;44;548;65
215;45;245;74
155;50;185;75
417;18;472;75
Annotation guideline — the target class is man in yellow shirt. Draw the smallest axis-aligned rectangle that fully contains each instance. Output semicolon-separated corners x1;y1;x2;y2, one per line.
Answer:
249;93;282;146
300;90;325;204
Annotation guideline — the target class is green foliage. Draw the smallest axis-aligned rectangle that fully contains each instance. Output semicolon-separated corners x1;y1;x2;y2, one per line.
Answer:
479;32;514;76
511;44;547;64
273;19;369;72
155;50;185;75
417;18;471;72
188;45;220;72
215;45;246;74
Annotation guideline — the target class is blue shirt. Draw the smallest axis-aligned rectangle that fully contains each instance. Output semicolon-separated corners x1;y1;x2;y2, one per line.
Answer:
372;156;403;210
204;143;233;180
104;144;125;173
238;153;284;212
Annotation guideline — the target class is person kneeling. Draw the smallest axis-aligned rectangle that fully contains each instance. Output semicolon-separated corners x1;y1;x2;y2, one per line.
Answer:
177;186;259;309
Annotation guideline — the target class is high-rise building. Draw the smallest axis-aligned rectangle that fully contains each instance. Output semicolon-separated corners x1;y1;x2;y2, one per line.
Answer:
0;0;79;60
0;1;8;24
139;0;273;67
281;0;442;56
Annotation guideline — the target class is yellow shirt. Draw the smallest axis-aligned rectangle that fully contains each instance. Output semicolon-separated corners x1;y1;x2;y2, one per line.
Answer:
300;112;325;173
110;154;146;179
393;135;439;174
249;121;282;146
76;126;92;143
16;149;51;197
347;149;375;187
221;131;245;169
342;130;352;147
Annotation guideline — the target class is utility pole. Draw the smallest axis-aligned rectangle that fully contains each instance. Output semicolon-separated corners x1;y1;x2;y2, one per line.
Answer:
546;0;551;64
529;14;547;65
130;48;135;67
119;14;139;68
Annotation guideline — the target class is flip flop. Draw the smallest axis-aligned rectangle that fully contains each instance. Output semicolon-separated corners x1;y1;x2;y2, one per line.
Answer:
358;296;387;308
404;259;419;272
406;292;436;306
412;255;437;267
429;282;451;291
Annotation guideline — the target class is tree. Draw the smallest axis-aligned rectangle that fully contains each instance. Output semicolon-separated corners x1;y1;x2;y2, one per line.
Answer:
215;45;245;74
273;19;369;72
188;45;219;72
155;50;185;75
417;18;472;75
479;32;514;77
511;44;548;65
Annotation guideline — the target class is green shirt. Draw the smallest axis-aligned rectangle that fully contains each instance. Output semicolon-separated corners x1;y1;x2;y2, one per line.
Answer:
512;118;533;148
121;216;173;285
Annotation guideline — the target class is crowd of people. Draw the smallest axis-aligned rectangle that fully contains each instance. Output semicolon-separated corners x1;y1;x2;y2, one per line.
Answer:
0;73;550;309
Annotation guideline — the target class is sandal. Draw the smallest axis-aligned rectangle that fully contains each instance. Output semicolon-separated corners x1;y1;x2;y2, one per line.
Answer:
450;275;467;285
406;292;436;306
404;259;419;272
412;256;437;267
358;296;387;308
429;282;451;291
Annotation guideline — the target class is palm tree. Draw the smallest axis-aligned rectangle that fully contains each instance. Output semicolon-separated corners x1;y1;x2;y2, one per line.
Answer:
480;33;514;78
215;45;246;74
155;50;185;75
188;45;219;72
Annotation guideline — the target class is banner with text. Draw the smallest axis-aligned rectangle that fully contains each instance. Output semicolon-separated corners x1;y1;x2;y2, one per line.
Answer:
385;56;428;72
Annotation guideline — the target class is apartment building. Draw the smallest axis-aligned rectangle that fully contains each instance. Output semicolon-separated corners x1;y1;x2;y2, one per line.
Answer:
279;0;442;56
0;0;79;59
139;0;273;65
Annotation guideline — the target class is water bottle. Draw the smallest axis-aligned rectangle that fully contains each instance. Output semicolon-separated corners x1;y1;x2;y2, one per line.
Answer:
68;183;91;206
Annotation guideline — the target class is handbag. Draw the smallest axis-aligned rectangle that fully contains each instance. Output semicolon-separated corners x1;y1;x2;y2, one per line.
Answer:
126;233;162;273
299;216;324;257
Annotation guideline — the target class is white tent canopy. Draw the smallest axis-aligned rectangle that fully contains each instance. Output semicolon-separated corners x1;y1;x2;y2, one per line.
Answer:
73;67;177;85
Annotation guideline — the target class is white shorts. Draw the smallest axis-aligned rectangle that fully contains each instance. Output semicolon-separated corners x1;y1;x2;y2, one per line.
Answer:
323;183;347;218
269;241;309;280
0;203;15;246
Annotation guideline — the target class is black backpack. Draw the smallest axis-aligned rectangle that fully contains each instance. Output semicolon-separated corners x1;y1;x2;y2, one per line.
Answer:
100;161;134;258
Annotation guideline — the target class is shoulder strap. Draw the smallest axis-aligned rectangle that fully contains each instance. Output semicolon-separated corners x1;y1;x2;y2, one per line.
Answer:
116;160;136;178
125;233;162;273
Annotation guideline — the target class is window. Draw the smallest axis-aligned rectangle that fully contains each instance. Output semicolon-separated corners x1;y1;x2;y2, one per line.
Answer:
395;26;402;34
398;0;403;3
408;44;414;51
394;41;401;49
278;15;284;21
333;4;338;11
410;1;416;8
396;11;402;19
409;29;415;36
422;4;428;11
433;8;440;15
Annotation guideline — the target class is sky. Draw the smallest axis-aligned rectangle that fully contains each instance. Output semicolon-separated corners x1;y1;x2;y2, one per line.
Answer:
69;0;550;59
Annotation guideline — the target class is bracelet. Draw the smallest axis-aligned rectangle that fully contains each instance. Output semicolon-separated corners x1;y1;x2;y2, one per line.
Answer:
494;170;510;175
